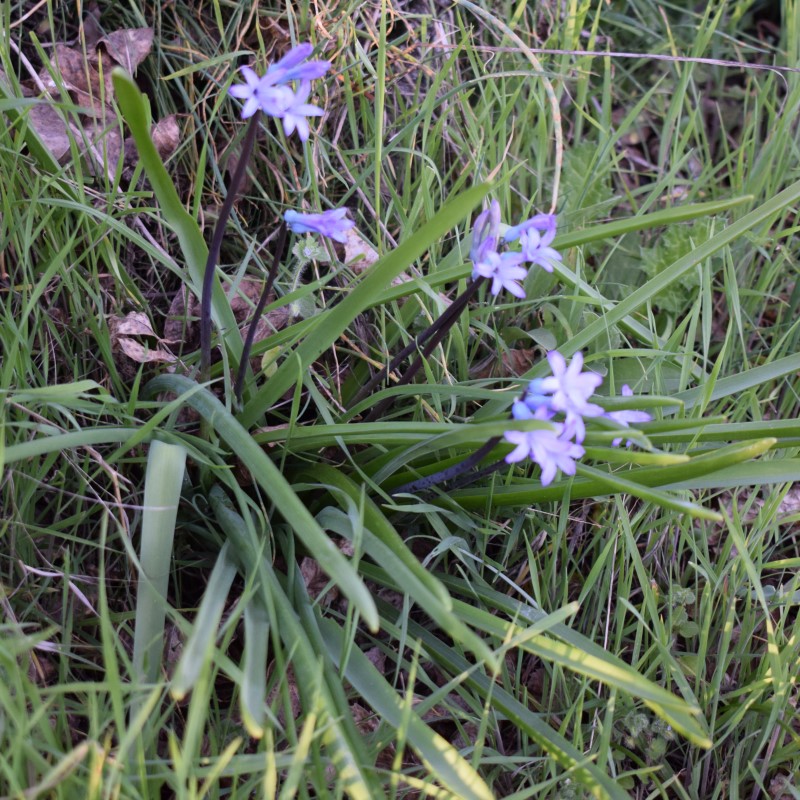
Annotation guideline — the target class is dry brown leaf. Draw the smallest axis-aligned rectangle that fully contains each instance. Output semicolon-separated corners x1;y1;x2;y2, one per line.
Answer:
115;310;157;337
80;10;103;49
117;338;176;363
27;103;79;162
99;28;154;74
471;347;535;379
110;312;177;364
299;556;336;604
364;646;385;673
165;279;291;357
15;26;158;173
151;114;180;162
40;44;89;94
343;228;379;274
778;486;800;516
266;664;301;726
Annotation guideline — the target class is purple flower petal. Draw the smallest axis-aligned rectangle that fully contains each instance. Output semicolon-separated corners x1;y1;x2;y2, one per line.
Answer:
284;208;355;243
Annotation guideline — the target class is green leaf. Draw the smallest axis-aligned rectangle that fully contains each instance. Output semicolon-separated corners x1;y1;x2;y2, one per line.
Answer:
132;440;187;685
304;466;498;668
448;597;711;747
143;373;379;632
377;597;630;800
447;439;777;509
211;496;384;799
170;541;238;700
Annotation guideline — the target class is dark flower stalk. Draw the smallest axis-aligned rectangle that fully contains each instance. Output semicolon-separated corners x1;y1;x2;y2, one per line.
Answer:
391;437;501;495
355;278;484;422
233;220;288;406
200;111;261;381
354;277;485;422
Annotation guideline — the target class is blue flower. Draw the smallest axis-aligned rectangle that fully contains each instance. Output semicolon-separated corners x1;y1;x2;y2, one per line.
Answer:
277;81;324;142
519;225;562;273
284;208;355;243
607;385;652;446
503;213;557;243
228;66;265;119
470;200;501;264
512;381;552;420
263;44;331;86
229;43;330;129
503;425;585;486
539;351;604;443
472;250;528;298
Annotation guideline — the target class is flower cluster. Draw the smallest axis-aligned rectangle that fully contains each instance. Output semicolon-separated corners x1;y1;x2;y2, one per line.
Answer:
470;200;562;298
504;352;651;485
229;44;330;141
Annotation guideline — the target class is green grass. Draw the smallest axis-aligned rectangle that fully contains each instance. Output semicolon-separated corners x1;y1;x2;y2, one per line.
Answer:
2;0;800;797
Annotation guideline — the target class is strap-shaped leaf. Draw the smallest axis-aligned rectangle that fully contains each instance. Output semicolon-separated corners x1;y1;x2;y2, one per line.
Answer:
143;373;379;632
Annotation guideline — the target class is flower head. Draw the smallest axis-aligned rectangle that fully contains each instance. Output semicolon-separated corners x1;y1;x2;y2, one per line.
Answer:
513;379;552;419
277;81;324;141
472;250;528;298
511;399;554;423
229;43;330;128
228;66;266;119
539;351;604;443
503;425;585;486
607;385;652;446
519;225;562;273
284;208;355;243
470;200;501;263
263;44;331;86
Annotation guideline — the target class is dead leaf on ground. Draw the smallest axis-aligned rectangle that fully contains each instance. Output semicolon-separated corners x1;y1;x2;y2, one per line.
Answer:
10;22;171;175
471;347;535;379
99;28;154;74
115;310;157;337
266;664;302;726
343;227;379;274
109;311;177;364
117;338;176;364
151;115;180;161
27;103;80;161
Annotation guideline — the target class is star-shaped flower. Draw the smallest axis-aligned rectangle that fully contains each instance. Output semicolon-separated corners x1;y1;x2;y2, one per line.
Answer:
228;43;330;131
278;81;324;142
519;225;562;273
503;212;557;243
503;425;585;486
263;44;331;86
472;250;528;298
470;200;501;264
228;66;265;119
539;351;604;442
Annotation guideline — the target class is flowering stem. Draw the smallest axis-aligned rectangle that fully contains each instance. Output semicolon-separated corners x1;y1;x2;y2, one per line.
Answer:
390;437;502;495
200;111;261;381
357;277;485;421
233;221;288;407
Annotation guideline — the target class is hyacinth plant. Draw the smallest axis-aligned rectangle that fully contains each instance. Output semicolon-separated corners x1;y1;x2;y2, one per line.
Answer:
48;24;797;798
